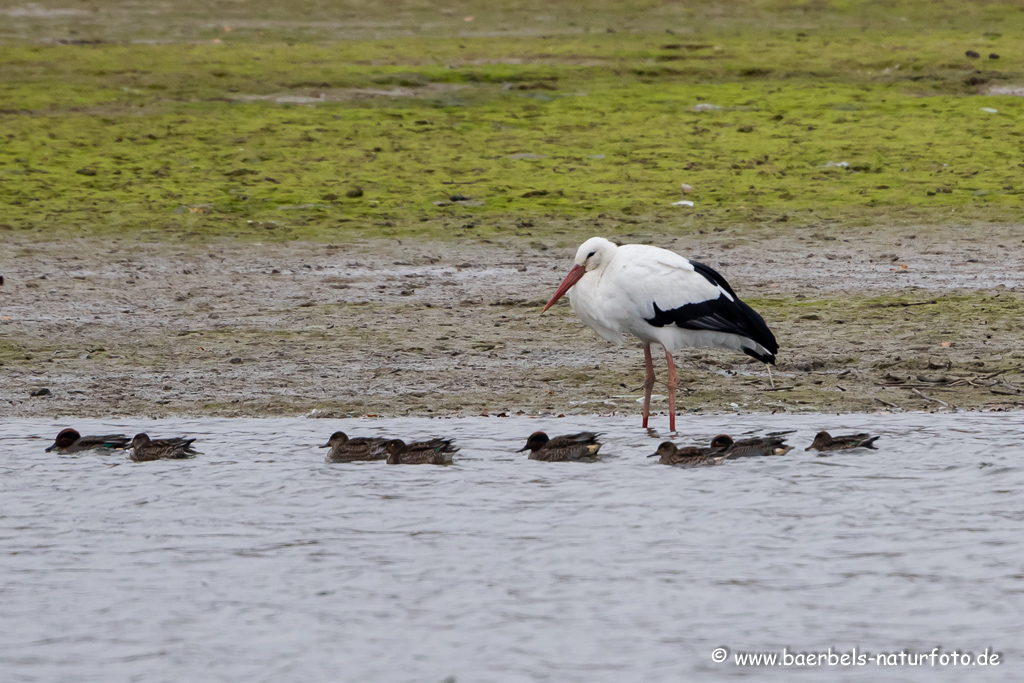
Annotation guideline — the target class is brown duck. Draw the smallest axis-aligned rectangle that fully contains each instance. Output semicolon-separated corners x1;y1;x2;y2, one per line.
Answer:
128;433;199;462
649;438;731;467
517;431;602;462
320;431;388;462
717;434;793;458
806;431;880;452
45;428;130;454
385;438;458;465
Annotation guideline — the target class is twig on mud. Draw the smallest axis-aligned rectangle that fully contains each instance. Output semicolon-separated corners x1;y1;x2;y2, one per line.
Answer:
627;383;694;394
990;382;1022;396
910;387;949;407
868;299;938;308
938;370;1011;387
874;397;899;409
978;369;1012;380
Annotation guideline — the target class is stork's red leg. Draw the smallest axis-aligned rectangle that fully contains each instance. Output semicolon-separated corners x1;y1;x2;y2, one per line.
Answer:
642;343;655;428
664;348;678;433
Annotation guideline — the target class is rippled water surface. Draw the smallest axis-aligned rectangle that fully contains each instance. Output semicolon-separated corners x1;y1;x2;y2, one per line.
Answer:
2;414;1023;682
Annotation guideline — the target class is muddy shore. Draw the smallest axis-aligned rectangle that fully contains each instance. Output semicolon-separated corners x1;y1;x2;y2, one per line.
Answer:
3;224;1024;419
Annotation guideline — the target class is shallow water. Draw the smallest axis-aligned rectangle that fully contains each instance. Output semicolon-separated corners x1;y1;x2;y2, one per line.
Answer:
1;413;1022;682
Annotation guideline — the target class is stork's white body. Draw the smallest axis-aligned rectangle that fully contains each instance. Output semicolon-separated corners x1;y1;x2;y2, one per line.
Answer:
544;237;778;431
568;243;771;359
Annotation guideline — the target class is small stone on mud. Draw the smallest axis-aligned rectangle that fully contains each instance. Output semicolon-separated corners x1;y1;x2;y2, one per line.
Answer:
346;187;364;198
521;189;549;198
450;194;470;201
965;50;980;58
230;357;243;364
30;388;51;397
990;53;1000;59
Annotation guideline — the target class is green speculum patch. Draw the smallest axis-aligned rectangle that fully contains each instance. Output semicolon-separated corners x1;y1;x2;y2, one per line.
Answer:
1;31;1022;241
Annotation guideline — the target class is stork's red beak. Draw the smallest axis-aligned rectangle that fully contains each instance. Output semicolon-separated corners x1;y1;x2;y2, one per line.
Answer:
542;264;585;312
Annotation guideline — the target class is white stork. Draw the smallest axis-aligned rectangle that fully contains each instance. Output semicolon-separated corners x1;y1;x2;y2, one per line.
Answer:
542;237;778;432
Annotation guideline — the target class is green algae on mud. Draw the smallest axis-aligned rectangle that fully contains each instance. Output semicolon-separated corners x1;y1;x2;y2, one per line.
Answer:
2;29;1024;241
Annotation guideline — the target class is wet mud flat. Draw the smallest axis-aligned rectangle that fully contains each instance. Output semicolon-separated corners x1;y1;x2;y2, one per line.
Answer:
3;224;1024;419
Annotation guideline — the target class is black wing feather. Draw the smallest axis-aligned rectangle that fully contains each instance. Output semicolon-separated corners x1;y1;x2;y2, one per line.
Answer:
644;260;778;364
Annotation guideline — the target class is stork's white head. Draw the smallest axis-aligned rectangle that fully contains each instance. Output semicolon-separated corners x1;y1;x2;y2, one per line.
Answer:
543;237;617;312
574;236;617;272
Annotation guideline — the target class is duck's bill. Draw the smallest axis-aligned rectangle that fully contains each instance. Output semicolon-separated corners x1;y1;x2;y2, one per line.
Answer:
516;445;530;452
646;453;659;458
541;264;585;312
44;444;57;452
318;443;331;448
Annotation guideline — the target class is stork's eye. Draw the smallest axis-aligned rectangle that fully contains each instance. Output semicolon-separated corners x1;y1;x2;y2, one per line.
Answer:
587;251;596;259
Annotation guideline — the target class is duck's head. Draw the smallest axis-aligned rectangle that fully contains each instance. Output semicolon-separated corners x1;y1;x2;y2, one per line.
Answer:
320;431;349;448
542;237;617;312
129;433;151;448
517;431;549;453
806;431;832;450
45;428;81;452
385;439;408;463
386;439;407;452
710;435;734;450
647;441;678;458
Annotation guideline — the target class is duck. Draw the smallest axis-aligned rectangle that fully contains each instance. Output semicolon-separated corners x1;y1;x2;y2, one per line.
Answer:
806;431;880;452
128;433;199;462
517;431;602;462
717;434;792;458
320;431;388;462
385;438;458;465
45;428;130;454
649;438;730;466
